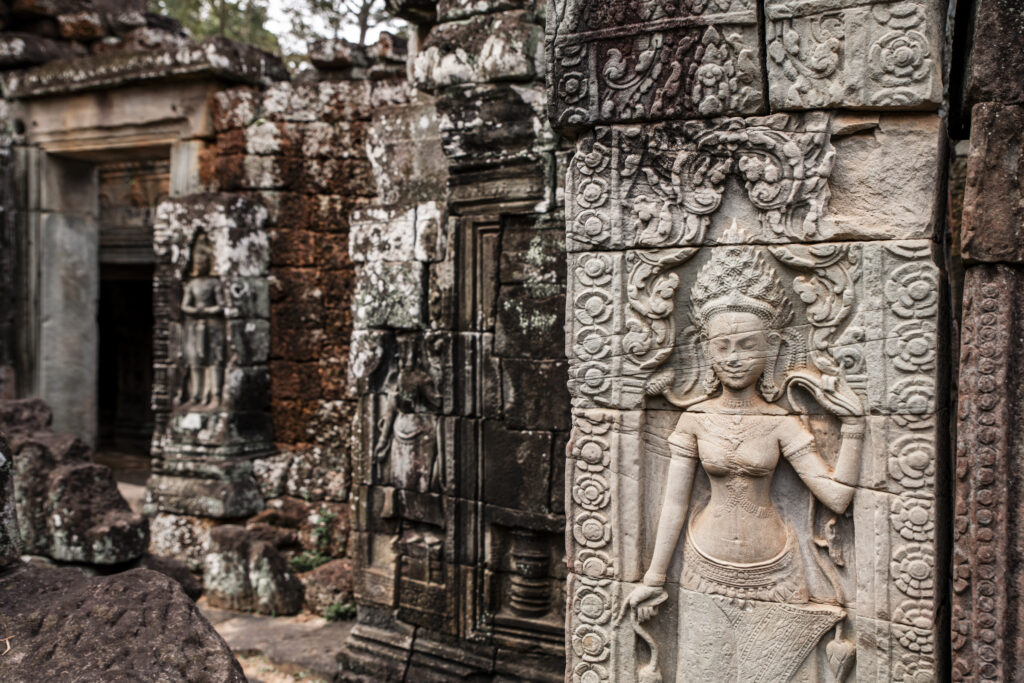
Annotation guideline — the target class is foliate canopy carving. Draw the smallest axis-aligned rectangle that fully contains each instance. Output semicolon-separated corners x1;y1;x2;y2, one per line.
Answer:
567;114;836;252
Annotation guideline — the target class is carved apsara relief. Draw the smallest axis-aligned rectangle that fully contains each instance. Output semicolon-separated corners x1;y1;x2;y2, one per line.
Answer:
563;114;943;681
178;231;227;409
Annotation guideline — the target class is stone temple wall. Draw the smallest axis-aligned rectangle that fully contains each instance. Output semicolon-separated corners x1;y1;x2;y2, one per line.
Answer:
0;0;1023;679
548;0;953;680
340;0;573;678
147;57;411;615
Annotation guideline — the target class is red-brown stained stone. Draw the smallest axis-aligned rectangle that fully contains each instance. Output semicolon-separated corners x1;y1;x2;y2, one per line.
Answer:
215;128;247;156
271;325;324;363
310;195;354;232
322;269;356;308
962;103;1024;264
953;264;1024;680
271;398;319;445
271;229;318;267
269;267;320;304
316;232;352;269
270;361;322;401
318;354;349;397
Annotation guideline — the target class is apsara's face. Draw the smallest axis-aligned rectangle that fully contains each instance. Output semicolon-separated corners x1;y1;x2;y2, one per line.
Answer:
704;311;770;391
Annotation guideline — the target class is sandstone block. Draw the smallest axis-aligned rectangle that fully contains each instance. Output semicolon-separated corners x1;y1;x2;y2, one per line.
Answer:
482;421;553;514
301;558;355;614
148;512;215;572
0;32;80;67
353;261;425;330
965;0;1024;106
494;283;565;358
961;103;1024;263
501;358;571;430
10;429;147;564
367;98;448;206
0;434;19;569
204;524;304;615
414;11;543;90
566;113;943;252
56;10;105;40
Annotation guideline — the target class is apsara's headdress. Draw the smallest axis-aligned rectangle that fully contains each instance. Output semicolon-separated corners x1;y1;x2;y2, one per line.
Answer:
690;220;793;332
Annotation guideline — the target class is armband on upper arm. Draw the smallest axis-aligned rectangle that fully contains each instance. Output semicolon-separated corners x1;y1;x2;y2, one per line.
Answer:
783;442;816;462
667;431;698;459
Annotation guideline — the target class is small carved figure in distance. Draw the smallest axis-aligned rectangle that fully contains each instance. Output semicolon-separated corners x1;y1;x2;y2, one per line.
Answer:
626;225;865;681
179;232;226;409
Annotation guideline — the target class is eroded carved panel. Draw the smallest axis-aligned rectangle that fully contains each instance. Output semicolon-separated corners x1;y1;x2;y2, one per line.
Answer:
148;195;272;518
562;115;945;682
764;0;944;111
546;0;766;127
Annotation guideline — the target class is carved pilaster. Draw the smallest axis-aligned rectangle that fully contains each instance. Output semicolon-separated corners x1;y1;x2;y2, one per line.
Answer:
555;109;947;681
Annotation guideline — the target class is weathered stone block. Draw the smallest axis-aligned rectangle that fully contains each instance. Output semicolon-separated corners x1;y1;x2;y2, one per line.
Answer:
961;103;1024;264
2;37;287;99
56;10;105;39
965;0;1024;107
302;558;355;614
438;0;531;22
212;87;260;133
0;564;244;681
501;358;571;430
482;421;552;514
436;84;553;169
10;430;147;565
350;205;417;262
204;525;304;615
148;512;215;572
367;97;448;206
499;221;566;285
414;11;543;89
353;261;425;330
547;0;764;127
765;0;944;110
0;32;82;67
0;435;19;569
494;284;565;358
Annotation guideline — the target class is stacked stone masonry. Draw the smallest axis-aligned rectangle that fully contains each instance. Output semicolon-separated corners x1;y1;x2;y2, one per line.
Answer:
548;0;951;680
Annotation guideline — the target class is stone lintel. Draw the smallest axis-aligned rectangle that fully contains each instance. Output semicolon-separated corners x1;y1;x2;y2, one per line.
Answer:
2;37;288;101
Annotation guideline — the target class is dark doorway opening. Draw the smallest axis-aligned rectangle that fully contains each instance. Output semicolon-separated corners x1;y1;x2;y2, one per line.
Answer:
94;158;167;471
98;265;154;455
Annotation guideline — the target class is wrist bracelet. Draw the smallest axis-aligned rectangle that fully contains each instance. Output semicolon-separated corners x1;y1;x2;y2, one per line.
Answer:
840;424;865;439
643;573;666;587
